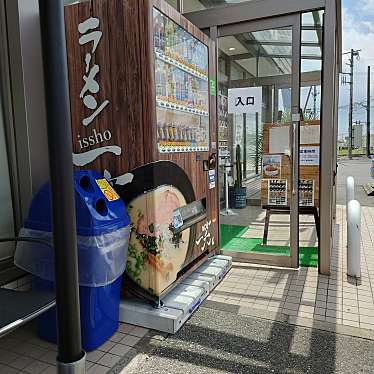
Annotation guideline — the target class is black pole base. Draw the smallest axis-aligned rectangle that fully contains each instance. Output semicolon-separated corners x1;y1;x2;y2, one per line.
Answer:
57;351;86;374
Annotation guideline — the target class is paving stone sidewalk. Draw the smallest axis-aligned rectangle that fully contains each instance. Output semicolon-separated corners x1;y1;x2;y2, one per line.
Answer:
206;204;374;331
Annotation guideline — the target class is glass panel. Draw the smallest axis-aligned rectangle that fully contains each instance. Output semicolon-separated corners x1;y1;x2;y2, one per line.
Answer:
218;25;294;259
301;46;322;57
298;11;323;267
301;59;322;73
0;87;15;260
153;8;210;153
183;0;255;13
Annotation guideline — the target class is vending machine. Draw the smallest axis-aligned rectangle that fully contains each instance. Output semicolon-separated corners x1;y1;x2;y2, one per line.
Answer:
64;0;218;302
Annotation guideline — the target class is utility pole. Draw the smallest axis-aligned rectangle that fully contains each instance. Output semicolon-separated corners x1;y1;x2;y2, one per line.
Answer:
367;65;371;157
313;85;317;119
343;49;361;159
348;49;355;159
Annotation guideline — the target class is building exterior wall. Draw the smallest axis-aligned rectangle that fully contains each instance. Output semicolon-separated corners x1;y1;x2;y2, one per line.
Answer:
0;0;341;275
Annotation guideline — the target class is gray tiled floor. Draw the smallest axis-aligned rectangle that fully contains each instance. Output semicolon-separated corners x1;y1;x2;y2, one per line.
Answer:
0;321;153;373
209;204;374;330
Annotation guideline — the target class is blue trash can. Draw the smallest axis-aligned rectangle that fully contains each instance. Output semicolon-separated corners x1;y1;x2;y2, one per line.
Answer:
14;170;131;351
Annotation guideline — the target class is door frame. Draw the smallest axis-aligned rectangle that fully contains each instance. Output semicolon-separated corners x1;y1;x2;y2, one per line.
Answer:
215;14;301;268
185;0;342;275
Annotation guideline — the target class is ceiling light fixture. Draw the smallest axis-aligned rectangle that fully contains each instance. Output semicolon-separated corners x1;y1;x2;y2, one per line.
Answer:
229;47;236;51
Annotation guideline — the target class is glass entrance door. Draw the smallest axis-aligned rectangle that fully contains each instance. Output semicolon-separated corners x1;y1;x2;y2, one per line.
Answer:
218;15;300;267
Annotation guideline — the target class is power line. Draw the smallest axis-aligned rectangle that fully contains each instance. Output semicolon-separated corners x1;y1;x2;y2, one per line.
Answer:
338;98;374;111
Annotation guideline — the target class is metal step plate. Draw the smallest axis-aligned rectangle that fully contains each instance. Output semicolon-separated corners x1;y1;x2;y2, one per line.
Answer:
162;285;205;314
194;262;228;283
214;255;233;267
187;272;217;292
206;257;232;273
118;298;185;334
171;283;209;301
119;255;232;333
179;278;210;295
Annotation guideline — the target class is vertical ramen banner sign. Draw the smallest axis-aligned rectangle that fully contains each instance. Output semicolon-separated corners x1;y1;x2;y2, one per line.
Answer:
64;0;144;180
66;3;118;175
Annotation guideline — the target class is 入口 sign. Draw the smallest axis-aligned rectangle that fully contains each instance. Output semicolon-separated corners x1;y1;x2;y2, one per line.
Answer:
228;87;262;114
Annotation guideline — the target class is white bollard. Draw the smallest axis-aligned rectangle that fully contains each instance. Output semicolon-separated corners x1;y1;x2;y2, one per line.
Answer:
347;199;361;278
346;176;355;205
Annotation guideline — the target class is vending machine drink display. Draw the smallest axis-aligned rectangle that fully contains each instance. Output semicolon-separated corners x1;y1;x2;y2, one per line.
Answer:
153;8;210;153
64;0;218;302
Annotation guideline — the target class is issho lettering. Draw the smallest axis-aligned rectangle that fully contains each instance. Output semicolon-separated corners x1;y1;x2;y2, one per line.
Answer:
77;129;112;149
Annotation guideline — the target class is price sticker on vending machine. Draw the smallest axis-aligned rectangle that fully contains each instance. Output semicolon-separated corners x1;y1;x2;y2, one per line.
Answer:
96;179;120;202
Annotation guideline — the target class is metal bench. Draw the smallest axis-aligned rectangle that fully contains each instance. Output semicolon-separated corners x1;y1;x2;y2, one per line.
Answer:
0;237;56;338
0;288;55;337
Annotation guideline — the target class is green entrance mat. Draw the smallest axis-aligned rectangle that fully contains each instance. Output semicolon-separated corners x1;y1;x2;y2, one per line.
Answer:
220;224;318;267
220;224;251;248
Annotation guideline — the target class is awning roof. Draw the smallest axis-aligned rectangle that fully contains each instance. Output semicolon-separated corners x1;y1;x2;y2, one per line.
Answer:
217;11;323;78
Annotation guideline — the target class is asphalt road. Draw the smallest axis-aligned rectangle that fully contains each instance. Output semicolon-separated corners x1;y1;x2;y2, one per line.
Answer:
336;157;374;206
125;306;374;374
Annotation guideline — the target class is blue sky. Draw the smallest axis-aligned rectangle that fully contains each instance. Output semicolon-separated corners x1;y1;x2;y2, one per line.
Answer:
338;0;374;138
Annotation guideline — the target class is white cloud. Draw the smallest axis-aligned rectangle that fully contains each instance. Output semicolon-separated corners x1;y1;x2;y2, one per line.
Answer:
362;0;374;15
342;6;374;70
338;2;374;133
340;5;374;106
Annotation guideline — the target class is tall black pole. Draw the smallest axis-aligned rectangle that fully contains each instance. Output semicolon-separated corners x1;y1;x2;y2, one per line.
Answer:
367;66;371;157
38;0;84;368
